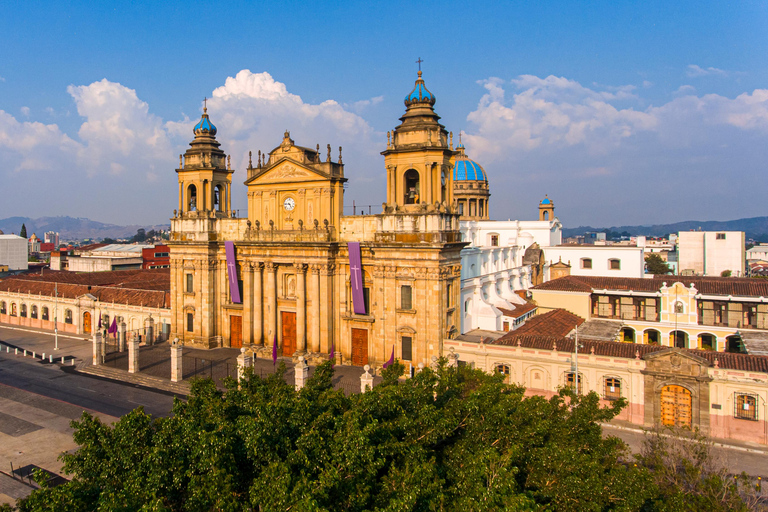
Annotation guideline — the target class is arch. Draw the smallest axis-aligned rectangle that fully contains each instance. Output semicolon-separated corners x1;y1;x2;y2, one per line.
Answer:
64;309;73;324
20;304;27;317
526;366;549;389
31;305;38;319
674;301;685;314
404;169;420;204
660;384;692;427
620;326;635;343
643;328;661;345
564;371;585;394
10;303;16;316
726;334;744;354
697;333;716;350
543;211;549;221
603;376;622;400
494;363;513;384
0;301;5;314
187;184;198;211
42;306;49;321
214;184;224;211
670;330;689;349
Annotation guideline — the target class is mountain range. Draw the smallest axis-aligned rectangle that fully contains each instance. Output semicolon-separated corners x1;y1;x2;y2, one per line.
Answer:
562;216;768;241
0;216;169;241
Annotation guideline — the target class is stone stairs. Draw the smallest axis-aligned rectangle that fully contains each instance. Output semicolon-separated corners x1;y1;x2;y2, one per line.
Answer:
77;363;191;396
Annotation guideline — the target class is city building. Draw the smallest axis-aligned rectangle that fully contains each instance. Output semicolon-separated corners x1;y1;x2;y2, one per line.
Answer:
168;71;464;369
142;244;170;269
44;231;60;247
542;245;646;279
677;231;745;277
452;141;489;221
0;234;28;271
59;244;151;272
531;274;768;354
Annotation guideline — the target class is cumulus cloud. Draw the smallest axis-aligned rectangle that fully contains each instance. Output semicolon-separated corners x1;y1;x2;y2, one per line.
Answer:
687;64;729;77
0;110;80;172
20;106;29;117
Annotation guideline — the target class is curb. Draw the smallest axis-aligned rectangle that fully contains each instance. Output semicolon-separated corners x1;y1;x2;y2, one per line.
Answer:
0;324;89;342
600;422;768;455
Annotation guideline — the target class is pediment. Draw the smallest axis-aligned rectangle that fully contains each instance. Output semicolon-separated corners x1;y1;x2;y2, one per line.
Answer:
245;158;329;185
78;293;98;302
643;347;711;368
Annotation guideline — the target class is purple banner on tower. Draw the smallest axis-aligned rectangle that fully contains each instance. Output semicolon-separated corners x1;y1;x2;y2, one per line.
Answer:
225;241;242;304
348;242;366;315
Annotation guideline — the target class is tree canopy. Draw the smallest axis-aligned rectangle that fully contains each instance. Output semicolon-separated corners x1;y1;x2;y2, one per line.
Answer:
645;253;672;275
10;362;759;511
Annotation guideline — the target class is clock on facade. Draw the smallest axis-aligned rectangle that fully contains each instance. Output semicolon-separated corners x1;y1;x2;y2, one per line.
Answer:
283;197;296;211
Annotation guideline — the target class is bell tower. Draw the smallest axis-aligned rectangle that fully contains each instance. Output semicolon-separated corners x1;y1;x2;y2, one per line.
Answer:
176;103;234;217
382;69;455;211
539;195;555;221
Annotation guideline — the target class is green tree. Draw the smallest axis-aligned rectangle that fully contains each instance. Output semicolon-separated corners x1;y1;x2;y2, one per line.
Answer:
19;223;27;238
15;362;667;511
645;253;672;275
721;269;732;277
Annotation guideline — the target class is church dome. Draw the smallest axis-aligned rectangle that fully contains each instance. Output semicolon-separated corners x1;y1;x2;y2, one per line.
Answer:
453;158;487;181
404;71;436;107
193;107;217;137
540;195;552;205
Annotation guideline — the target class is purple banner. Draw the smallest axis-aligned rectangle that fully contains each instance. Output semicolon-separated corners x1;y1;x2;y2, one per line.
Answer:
348;242;366;315
225;241;242;304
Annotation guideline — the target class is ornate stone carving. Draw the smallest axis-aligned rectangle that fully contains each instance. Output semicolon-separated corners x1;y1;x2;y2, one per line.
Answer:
271;165;310;179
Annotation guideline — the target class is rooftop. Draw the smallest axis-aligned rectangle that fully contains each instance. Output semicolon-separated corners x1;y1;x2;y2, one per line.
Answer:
534;275;768;297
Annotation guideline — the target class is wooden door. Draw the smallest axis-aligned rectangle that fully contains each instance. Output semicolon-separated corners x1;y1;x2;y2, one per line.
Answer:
230;315;242;349
351;328;368;366
281;311;296;357
661;385;692;427
83;311;91;334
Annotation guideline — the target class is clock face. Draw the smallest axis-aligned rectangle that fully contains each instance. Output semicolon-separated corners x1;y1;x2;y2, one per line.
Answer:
283;197;296;211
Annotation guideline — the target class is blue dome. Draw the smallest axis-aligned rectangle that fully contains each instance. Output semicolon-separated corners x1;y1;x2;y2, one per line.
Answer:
453;159;487;181
193;110;217;136
404;71;435;107
541;197;551;205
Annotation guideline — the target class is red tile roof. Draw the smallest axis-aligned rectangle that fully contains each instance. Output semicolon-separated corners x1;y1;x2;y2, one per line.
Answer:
497;301;538;319
494;308;584;345
534;275;768;297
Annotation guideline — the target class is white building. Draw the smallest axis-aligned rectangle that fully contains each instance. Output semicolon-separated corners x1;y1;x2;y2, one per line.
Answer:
543;245;646;278
66;244;150;272
747;244;768;262
0;234;29;271
677;231;745;276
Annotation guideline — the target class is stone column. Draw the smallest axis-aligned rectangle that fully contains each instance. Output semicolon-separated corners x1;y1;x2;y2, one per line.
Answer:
146;316;155;346
236;347;253;382
320;264;332;354
243;263;253;346
170;340;182;382
311;265;321;353
92;332;103;366
254;263;263;346
294;356;309;390
361;365;374;392
266;262;277;347
128;338;140;374
295;263;306;353
119;321;127;352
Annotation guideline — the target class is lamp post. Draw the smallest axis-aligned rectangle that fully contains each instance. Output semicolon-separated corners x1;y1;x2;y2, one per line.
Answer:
54;282;59;351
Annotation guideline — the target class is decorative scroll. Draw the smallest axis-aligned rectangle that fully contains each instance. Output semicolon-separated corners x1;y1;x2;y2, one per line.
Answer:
225;241;242;304
348;242;366;315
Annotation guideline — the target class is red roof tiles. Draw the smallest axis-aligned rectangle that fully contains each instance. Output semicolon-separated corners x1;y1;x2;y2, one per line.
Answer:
494;308;584;345
534;275;768;297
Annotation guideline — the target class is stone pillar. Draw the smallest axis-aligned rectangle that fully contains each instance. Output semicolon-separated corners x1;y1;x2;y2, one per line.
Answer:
254;263;263;346
170;340;182;382
244;263;253;346
320;264;332;354
119;321;127;352
128;339;140;374
266;263;277;347
311;265;321;353
447;347;459;368
146;316;155;346
295;263;306;353
294;355;309;390
361;364;374;392
236;347;253;382
92;332;103;366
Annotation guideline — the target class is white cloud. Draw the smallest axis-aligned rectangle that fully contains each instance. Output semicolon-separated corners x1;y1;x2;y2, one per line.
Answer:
0;110;80;172
687;64;729;77
20;107;30;117
674;85;697;96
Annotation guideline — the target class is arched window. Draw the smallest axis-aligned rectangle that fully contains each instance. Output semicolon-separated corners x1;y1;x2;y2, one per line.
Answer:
0;301;5;314
698;333;716;350
10;303;17;316
621;327;635;343
609;259;621;270
644;329;660;345
42;307;49;321
20;304;27;317
581;258;592;269
565;372;583;394
543;211;549;221
604;377;621;401
214;184;223;211
670;330;688;349
31;305;38;319
404;169;420;204
64;309;73;324
187;184;197;211
495;364;511;384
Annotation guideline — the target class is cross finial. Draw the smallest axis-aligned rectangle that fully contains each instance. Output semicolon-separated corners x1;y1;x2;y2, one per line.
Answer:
416;57;423;72
203;97;208;113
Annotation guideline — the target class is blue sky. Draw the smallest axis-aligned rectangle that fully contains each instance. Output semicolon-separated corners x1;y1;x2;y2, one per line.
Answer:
1;0;767;227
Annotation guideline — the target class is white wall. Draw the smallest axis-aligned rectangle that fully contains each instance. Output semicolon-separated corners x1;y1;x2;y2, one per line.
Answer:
678;231;745;276
0;235;29;271
545;246;645;278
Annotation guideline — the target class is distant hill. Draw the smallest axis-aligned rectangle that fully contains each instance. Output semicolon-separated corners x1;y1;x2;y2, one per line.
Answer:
563;216;768;241
0;216;169;241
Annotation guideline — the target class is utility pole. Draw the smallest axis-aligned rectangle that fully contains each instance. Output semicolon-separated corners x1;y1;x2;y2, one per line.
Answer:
574;324;579;393
54;282;59;351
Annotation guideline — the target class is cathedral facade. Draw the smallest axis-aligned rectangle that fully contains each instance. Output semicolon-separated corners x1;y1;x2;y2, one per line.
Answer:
168;71;466;368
